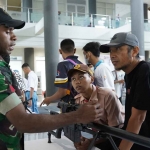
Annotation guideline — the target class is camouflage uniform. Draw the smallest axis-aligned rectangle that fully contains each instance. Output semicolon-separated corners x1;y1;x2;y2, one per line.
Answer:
0;57;23;150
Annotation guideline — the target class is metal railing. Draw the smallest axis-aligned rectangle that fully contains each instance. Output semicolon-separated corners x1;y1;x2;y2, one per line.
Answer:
0;5;43;23
0;5;150;31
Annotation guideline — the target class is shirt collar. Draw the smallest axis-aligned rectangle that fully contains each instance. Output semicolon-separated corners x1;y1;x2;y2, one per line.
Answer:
89;85;98;101
74;85;98;103
0;56;9;67
94;60;103;70
65;55;78;59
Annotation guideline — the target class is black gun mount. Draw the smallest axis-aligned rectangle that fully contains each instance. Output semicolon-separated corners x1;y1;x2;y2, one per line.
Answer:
48;101;150;150
59;101;79;113
22;100;32;114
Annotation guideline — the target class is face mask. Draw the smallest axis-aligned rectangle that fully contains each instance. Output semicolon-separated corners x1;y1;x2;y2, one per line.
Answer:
84;54;90;63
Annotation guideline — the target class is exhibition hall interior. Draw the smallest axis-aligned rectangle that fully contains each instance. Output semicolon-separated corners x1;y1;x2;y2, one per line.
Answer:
0;0;150;149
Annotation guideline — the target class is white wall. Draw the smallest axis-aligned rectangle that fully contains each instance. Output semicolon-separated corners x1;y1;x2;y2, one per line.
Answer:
34;48;45;72
148;11;150;19
0;0;6;7
34;48;45;57
75;48;86;64
32;0;43;9
10;48;24;76
58;0;67;12
11;48;24;63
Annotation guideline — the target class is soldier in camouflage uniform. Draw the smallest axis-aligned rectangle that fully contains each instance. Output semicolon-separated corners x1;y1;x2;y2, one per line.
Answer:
0;8;102;150
0;56;24;150
0;8;25;150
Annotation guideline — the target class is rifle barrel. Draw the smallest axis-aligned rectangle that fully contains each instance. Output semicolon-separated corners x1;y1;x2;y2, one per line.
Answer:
89;123;150;148
54;101;150;148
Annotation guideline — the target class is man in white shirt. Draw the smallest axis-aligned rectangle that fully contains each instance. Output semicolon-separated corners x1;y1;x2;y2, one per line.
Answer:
83;42;115;89
112;70;125;103
23;77;28;91
22;63;39;113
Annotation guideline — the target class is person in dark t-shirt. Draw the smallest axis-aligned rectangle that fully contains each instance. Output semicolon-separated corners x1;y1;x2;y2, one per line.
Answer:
99;32;150;150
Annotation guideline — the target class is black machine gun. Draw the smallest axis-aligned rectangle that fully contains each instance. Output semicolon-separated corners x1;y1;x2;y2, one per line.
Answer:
48;101;150;150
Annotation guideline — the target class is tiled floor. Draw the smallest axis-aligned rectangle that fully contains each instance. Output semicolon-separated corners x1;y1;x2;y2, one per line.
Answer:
25;135;76;150
25;135;99;150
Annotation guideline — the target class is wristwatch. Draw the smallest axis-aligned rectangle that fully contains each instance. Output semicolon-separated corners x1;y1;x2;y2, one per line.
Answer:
29;98;33;100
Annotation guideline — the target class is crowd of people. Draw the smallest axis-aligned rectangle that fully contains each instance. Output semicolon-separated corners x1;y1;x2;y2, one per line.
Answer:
0;7;150;150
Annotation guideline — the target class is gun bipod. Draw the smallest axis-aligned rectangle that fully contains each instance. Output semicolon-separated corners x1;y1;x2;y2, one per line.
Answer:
88;131;119;150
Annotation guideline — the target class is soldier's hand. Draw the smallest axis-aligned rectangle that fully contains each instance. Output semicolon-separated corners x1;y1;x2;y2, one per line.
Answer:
40;97;51;106
76;100;103;124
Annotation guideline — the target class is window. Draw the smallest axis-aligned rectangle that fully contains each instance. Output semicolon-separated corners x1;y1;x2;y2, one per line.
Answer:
96;2;115;18
67;0;86;18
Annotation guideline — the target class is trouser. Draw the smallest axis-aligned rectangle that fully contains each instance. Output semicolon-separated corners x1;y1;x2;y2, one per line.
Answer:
25;91;39;114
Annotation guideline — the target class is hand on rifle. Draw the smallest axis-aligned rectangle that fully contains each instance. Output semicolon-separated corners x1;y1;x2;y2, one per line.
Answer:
76;100;103;124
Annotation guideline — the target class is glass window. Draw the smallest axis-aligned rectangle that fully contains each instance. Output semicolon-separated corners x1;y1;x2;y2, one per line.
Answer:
97;2;106;8
96;2;115;18
67;0;85;5
77;5;85;16
67;4;86;17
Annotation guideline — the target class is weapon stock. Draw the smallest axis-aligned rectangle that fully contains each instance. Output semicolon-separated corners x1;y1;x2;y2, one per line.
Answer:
48;101;150;150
